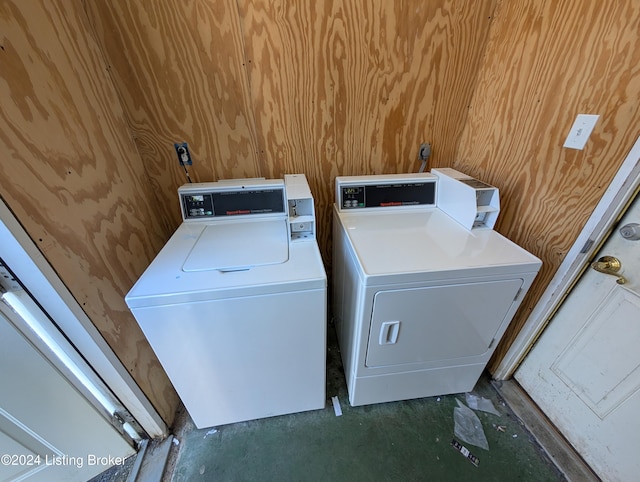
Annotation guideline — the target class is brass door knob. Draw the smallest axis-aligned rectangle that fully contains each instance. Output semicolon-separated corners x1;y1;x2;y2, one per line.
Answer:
591;255;627;284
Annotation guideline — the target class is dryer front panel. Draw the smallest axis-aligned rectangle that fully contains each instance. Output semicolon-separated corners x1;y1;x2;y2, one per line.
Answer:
365;279;523;368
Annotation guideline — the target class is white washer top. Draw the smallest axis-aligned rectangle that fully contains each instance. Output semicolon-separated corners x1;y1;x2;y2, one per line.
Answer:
126;218;325;308
183;218;289;272
335;206;541;284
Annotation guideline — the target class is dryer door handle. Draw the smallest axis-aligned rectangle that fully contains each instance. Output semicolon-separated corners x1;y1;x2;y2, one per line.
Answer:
379;321;400;345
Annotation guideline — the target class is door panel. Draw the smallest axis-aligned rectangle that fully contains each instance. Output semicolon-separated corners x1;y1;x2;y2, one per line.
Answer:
516;193;640;482
0;311;134;482
366;279;523;367
551;286;640;418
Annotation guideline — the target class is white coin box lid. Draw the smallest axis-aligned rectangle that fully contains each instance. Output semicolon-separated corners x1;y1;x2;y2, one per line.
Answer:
432;168;500;230
285;174;316;241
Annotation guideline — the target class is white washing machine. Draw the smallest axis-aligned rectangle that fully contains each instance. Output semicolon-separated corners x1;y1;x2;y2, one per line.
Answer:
333;169;541;406
125;174;326;428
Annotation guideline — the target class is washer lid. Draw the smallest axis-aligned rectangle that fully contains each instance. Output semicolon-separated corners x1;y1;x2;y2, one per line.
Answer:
125;220;325;308
183;218;289;272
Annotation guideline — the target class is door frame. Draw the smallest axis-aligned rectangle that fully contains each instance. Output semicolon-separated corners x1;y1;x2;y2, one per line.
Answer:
0;199;167;438
494;134;640;380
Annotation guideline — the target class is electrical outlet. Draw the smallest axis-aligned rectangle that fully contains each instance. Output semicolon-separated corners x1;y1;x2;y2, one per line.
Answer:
563;114;599;150
174;142;192;165
418;143;431;160
418;143;431;173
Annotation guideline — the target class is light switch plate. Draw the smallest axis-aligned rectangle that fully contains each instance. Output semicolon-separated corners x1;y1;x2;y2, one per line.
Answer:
563;114;599;150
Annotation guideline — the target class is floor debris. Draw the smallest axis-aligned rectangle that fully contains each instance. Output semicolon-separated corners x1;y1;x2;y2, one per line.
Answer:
331;396;343;417
451;439;480;467
465;392;501;416
453;399;489;451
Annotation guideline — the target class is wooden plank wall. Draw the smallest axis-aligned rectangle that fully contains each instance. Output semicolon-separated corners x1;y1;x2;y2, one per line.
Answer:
454;0;640;372
85;0;497;263
0;1;179;424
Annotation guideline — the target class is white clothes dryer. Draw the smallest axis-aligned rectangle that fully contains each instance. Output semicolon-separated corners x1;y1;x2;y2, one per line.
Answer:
126;174;326;428
332;170;541;406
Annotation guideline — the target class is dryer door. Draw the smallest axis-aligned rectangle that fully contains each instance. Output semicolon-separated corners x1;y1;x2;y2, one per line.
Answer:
365;279;523;368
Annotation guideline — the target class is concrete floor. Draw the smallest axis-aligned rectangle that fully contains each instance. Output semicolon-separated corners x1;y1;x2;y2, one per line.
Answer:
157;322;565;482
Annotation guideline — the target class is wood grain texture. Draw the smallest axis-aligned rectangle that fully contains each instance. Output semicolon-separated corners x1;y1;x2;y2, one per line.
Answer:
88;0;495;263
454;0;640;373
237;0;496;261
0;0;179;423
85;0;262;231
6;0;632;415
0;0;495;428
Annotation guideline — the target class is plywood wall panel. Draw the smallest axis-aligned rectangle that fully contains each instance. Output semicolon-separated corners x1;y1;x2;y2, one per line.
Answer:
0;0;179;423
1;0;497;429
238;0;497;259
454;0;640;372
86;0;262;230
9;0;629;416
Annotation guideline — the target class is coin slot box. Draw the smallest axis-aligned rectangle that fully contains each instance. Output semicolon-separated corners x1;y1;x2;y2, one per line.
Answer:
285;174;316;241
432;168;500;230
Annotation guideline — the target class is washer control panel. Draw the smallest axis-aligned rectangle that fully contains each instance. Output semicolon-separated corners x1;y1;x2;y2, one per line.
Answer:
183;193;214;218
179;180;286;220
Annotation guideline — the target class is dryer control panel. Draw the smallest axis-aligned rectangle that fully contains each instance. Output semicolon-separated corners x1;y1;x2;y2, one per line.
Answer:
335;173;437;211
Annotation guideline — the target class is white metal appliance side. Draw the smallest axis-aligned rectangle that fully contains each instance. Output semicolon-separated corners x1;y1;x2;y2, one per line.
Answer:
126;175;327;427
332;198;541;406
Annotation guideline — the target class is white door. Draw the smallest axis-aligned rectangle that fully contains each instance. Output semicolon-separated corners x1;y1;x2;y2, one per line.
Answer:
0;308;134;481
516;192;640;482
